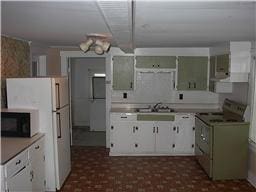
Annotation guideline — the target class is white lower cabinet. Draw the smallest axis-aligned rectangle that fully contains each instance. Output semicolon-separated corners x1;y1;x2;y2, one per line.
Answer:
29;137;45;192
6;163;31;192
134;121;155;153
110;113;195;156
173;114;195;154
2;136;45;192
155;121;174;153
110;121;135;153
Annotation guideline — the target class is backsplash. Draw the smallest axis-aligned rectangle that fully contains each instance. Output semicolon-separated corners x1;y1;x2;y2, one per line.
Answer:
1;36;30;107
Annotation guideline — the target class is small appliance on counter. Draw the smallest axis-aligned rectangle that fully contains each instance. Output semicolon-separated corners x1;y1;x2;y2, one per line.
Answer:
195;99;249;180
1;108;39;137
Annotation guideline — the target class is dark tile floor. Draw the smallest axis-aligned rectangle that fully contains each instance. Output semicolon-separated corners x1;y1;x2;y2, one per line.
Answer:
60;146;256;192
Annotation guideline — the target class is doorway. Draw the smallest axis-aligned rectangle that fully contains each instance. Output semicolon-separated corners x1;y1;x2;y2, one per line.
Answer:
70;57;106;146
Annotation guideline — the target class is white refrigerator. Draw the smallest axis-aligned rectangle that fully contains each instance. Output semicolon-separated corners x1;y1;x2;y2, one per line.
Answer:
6;77;71;191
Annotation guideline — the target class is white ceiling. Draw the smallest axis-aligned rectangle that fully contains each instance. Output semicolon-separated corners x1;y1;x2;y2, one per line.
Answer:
2;1;255;51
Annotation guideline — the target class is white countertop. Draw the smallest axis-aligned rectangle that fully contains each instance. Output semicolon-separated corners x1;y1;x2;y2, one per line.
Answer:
1;133;45;165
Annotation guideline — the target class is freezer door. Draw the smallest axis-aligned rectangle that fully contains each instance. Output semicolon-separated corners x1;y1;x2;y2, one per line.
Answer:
53;106;71;189
52;77;69;111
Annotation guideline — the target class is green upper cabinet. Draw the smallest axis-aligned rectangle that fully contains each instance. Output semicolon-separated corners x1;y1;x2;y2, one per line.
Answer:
112;56;134;90
136;56;176;69
177;56;208;91
216;54;229;76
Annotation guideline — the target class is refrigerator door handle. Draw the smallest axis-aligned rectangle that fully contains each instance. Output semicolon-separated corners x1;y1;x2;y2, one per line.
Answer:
57;112;62;138
55;83;60;110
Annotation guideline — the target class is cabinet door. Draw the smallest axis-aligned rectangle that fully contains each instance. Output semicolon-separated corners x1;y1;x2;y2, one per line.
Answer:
136;56;155;68
7;164;32;192
209;56;216;79
174;115;195;154
30;137;45;192
134;121;155;153
112;56;134;90
136;56;176;68
110;121;135;153
177;56;208;90
155;56;176;68
155;121;174;153
216;54;229;74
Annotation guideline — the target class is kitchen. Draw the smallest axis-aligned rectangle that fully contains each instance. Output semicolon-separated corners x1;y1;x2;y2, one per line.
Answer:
1;1;256;192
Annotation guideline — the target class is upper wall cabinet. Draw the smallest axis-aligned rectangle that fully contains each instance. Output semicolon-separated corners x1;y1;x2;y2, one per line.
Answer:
177;56;208;91
136;56;176;69
209;41;251;82
112;56;134;90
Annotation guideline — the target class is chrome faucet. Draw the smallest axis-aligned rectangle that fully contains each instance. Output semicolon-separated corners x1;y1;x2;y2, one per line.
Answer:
153;102;162;110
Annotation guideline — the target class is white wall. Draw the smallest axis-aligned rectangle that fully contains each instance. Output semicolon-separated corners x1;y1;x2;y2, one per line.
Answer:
71;57;105;127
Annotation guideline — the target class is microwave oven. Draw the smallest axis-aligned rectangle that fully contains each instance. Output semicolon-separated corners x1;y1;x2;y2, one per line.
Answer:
1;108;39;137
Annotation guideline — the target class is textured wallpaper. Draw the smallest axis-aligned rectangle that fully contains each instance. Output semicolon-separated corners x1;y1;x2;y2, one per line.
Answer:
1;36;31;107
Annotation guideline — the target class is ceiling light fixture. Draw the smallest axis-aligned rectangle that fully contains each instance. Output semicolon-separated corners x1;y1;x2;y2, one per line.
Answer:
79;33;111;55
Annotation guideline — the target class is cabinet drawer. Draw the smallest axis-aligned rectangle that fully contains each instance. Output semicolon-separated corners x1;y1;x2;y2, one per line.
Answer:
110;113;137;121
29;137;44;160
6;150;29;178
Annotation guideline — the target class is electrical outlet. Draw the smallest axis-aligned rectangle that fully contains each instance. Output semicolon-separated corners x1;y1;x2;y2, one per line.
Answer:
179;94;183;100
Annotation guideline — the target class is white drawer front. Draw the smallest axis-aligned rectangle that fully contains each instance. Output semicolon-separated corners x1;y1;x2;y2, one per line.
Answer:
6;150;29;178
29;137;44;160
110;113;137;121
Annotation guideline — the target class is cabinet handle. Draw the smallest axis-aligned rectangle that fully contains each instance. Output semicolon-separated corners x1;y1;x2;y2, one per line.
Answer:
111;143;113;147
130;82;133;89
194;83;196;88
188;82;191;88
192;127;195;131
157;64;160;67
35;145;40;149
172;144;175;148
153;127;155;133
111;126;114;130
177;126;179;133
30;170;34;181
135;126;138;131
16;160;21;165
135;143;138;148
156;127;159;133
153;64;155;67
133;126;135;133
121;116;127;119
192;144;194;148
173;126;176;131
182;116;189;119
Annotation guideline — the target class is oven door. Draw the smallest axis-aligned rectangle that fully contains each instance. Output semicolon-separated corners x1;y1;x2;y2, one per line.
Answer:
195;117;212;177
1;112;30;137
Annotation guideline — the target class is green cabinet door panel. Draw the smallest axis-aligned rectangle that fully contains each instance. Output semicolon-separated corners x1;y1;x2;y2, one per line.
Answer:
177;56;208;90
209;56;216;79
112;56;134;90
137;114;175;121
136;56;176;68
216;54;229;74
212;124;249;180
